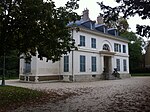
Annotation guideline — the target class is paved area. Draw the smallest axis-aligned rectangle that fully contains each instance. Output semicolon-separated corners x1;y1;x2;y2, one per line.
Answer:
6;77;150;112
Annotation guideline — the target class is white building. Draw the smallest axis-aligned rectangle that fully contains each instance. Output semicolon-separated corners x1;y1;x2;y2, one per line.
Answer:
19;9;130;82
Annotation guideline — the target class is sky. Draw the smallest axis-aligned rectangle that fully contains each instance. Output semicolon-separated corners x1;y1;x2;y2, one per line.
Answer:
54;0;150;33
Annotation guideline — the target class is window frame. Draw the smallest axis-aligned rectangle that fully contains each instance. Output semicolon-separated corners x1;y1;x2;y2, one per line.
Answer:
123;45;126;53
80;35;85;47
123;59;127;71
91;38;96;48
114;43;121;52
64;56;69;72
80;55;86;72
116;59;120;71
91;56;97;72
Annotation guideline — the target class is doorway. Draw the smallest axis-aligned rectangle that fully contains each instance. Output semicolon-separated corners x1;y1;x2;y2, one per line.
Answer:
103;56;112;79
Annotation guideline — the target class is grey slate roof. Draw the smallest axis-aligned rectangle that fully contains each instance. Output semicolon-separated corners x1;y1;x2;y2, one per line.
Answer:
68;19;129;42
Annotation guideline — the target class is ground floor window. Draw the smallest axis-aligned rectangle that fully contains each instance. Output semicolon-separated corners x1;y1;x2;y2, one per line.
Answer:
64;56;69;72
80;55;86;72
91;56;96;72
116;59;120;71
123;59;127;71
24;59;31;74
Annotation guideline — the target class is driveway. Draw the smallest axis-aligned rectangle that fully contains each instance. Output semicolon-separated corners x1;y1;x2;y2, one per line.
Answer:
6;77;150;112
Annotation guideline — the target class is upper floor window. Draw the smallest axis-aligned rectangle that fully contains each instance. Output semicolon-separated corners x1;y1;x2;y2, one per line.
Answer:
116;59;120;71
80;55;86;72
91;56;97;72
91;38;96;48
114;43;121;52
64;56;69;72
123;45;126;53
103;44;110;51
80;35;85;46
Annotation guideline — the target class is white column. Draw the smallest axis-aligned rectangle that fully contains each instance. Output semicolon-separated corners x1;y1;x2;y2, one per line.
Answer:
101;55;104;73
35;53;39;82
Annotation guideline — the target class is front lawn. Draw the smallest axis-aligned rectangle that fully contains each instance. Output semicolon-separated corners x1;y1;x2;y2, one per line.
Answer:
0;85;76;112
131;73;150;76
0;86;51;112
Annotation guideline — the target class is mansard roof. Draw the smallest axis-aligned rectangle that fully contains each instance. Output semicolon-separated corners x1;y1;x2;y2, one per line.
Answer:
68;19;129;42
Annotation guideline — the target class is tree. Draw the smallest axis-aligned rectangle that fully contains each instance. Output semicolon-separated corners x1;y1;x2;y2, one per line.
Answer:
106;17;129;34
0;0;80;85
97;0;150;38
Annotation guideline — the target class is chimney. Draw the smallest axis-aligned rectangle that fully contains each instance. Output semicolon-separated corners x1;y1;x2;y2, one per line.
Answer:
82;8;90;21
97;15;103;24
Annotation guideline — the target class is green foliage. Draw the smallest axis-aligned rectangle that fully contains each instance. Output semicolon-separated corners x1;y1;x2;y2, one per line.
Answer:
0;0;80;62
0;50;19;78
106;17;129;34
0;0;80;84
97;0;150;38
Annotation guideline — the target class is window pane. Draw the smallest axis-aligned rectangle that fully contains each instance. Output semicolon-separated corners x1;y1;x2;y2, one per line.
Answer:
91;38;96;48
103;44;110;51
64;56;69;72
80;35;85;46
123;45;126;53
92;57;96;72
123;59;127;71
116;59;120;71
80;55;86;72
114;43;121;52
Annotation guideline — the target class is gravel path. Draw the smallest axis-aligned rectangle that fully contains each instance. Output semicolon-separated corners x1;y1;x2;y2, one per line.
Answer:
6;77;150;112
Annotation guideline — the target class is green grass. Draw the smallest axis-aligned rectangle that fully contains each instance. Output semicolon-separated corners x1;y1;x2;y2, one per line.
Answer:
131;73;150;76
0;86;48;112
0;75;19;80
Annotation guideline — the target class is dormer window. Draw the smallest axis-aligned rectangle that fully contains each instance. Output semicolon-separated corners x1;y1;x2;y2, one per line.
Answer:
103;44;110;51
108;29;118;36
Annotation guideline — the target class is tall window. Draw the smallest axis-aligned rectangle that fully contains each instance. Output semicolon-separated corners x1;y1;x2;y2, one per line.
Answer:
116;59;120;71
24;59;31;74
64;56;69;72
114;43;121;52
91;38;96;48
123;45;126;53
91;56;96;72
80;55;86;72
80;35;85;46
103;44;110;51
123;59;127;71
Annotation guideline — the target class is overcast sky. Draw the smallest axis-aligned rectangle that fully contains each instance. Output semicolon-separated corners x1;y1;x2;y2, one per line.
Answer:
54;0;150;33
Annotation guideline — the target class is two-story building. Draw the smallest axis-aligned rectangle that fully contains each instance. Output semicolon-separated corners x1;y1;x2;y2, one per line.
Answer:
19;9;130;82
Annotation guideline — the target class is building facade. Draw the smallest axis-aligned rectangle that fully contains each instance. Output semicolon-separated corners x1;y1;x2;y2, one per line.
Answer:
19;9;130;82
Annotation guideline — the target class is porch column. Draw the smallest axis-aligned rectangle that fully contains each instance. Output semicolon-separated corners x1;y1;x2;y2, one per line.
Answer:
100;55;104;73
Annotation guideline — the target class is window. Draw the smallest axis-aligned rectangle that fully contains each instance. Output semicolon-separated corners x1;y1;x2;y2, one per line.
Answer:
80;55;86;72
123;59;127;71
116;59;120;71
80;35;85;46
91;38;96;48
91;57;97;72
64;56;69;72
24;59;31;74
123;45;126;53
103;44;110;51
114;43;121;52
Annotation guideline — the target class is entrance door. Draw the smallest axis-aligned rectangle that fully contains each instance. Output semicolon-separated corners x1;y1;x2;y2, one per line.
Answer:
103;56;111;79
104;56;110;73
